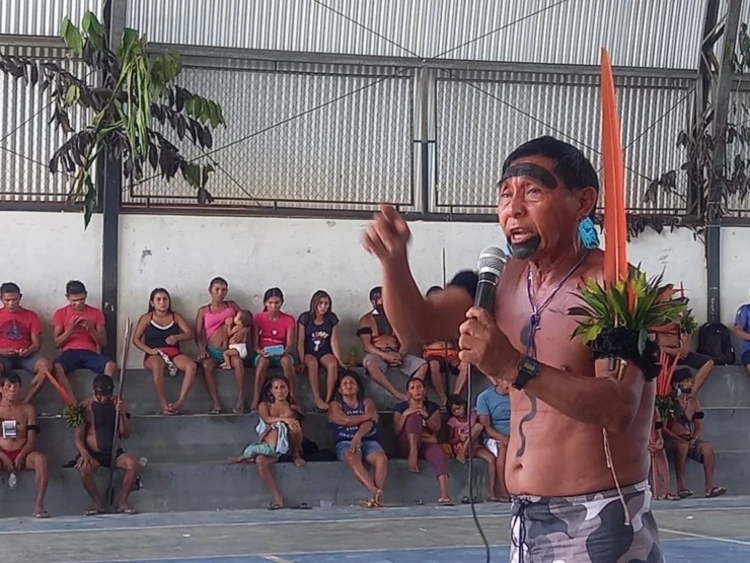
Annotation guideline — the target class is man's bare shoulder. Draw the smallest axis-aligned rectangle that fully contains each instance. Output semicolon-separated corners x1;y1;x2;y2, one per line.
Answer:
358;312;374;326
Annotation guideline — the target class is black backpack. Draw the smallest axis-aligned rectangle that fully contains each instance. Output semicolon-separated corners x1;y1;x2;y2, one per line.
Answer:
696;322;736;365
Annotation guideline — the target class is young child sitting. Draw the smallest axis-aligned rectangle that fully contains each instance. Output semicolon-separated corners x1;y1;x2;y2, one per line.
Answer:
219;310;252;369
446;394;501;501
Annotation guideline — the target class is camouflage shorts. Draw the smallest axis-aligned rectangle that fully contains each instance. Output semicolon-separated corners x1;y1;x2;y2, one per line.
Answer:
510;480;664;563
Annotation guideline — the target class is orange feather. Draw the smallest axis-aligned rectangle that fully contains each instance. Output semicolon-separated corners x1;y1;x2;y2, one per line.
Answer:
600;48;628;284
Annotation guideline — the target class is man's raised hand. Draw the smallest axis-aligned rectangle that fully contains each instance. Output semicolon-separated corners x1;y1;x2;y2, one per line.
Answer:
362;204;411;263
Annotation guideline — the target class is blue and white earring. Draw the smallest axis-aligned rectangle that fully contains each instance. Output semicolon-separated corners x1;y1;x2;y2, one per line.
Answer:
578;216;600;249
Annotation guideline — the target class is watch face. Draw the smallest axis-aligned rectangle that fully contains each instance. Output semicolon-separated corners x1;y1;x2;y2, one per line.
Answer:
520;357;537;372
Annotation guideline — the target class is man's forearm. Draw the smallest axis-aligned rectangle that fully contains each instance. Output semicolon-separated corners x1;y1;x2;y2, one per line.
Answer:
74;437;89;456
354;421;375;439
19;435;35;455
381;257;435;344
521;362;643;434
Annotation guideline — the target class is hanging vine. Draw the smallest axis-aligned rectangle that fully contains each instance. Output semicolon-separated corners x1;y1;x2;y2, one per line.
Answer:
633;21;750;237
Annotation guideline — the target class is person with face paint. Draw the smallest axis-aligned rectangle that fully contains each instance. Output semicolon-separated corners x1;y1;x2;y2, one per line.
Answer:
662;368;726;499
363;137;665;562
74;375;140;515
357;286;428;402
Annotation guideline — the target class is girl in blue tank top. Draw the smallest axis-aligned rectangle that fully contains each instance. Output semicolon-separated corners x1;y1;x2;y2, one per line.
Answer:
327;370;388;508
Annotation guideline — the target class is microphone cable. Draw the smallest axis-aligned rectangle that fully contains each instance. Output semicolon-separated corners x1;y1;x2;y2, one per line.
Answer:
442;247;491;561
466;361;492;563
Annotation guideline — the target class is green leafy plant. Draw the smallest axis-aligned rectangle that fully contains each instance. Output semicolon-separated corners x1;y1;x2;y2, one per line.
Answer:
654;394;677;422
679;307;698;335
0;11;224;227
569;268;689;355
63;404;87;428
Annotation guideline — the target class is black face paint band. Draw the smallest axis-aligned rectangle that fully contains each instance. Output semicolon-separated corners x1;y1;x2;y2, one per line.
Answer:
500;163;558;189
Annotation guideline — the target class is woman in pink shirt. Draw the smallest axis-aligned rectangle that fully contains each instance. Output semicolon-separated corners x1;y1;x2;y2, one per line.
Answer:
250;288;296;412
194;277;245;414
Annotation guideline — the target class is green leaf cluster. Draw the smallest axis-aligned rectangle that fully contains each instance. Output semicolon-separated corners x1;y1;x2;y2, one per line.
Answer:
0;11;226;228
568;266;689;354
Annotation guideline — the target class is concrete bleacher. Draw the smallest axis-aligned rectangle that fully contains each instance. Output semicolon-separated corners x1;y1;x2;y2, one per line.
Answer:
0;366;490;517
0;364;747;517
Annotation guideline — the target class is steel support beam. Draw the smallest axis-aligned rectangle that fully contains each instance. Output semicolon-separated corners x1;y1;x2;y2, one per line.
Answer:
707;0;743;323
99;0;127;360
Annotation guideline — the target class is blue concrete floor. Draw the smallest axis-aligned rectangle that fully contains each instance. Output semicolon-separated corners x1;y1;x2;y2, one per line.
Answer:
97;539;750;563
2;499;749;563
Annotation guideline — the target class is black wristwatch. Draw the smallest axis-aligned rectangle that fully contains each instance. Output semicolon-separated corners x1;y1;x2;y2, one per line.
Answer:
513;356;540;390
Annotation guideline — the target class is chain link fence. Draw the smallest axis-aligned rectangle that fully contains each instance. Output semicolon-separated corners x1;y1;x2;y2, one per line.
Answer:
125;60;416;212
0;44;714;218
435;69;693;215
0;45;92;204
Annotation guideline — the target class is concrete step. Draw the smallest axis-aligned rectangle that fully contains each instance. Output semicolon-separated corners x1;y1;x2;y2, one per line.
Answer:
676;451;749;496
697;407;750;451
18;367;493;416
35;412;410;465
694;366;750;408
0;459;489;517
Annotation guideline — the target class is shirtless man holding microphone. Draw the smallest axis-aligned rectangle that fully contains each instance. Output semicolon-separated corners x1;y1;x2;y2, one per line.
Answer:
363;137;663;562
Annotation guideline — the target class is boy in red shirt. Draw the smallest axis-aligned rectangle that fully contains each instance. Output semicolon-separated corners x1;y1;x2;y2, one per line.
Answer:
52;281;117;402
0;282;54;403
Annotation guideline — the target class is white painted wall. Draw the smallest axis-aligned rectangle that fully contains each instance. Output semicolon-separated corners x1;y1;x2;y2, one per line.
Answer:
2;211;748;369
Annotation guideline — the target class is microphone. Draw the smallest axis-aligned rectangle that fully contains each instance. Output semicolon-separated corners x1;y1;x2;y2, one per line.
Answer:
474;246;508;310
465;245;508;563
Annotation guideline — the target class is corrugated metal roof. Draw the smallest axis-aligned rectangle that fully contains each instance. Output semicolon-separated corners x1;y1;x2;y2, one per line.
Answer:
0;0;104;36
127;0;708;69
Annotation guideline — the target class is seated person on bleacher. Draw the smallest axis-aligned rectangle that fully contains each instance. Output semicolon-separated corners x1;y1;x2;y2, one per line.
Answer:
733;293;750;377
420;286;456;407
74;375;139;515
0;372;49;518
656;322;714;396
662;368;726;499
229;375;305;510
357;286;427;402
0;282;54;404
52;280;117;403
328;370;387;508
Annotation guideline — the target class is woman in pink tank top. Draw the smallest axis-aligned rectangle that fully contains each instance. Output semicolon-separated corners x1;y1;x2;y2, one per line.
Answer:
195;277;249;414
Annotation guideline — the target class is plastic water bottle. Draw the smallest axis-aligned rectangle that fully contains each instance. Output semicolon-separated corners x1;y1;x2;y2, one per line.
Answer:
8;472;17;490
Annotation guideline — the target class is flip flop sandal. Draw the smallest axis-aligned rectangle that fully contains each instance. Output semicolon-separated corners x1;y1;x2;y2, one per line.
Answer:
85;508;104;516
268;502;282;511
664;493;681;501
291;503;312;510
678;489;693;499
33;511;50;519
209;407;221;415
706;486;726;498
117;507;137;515
438;499;454;506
